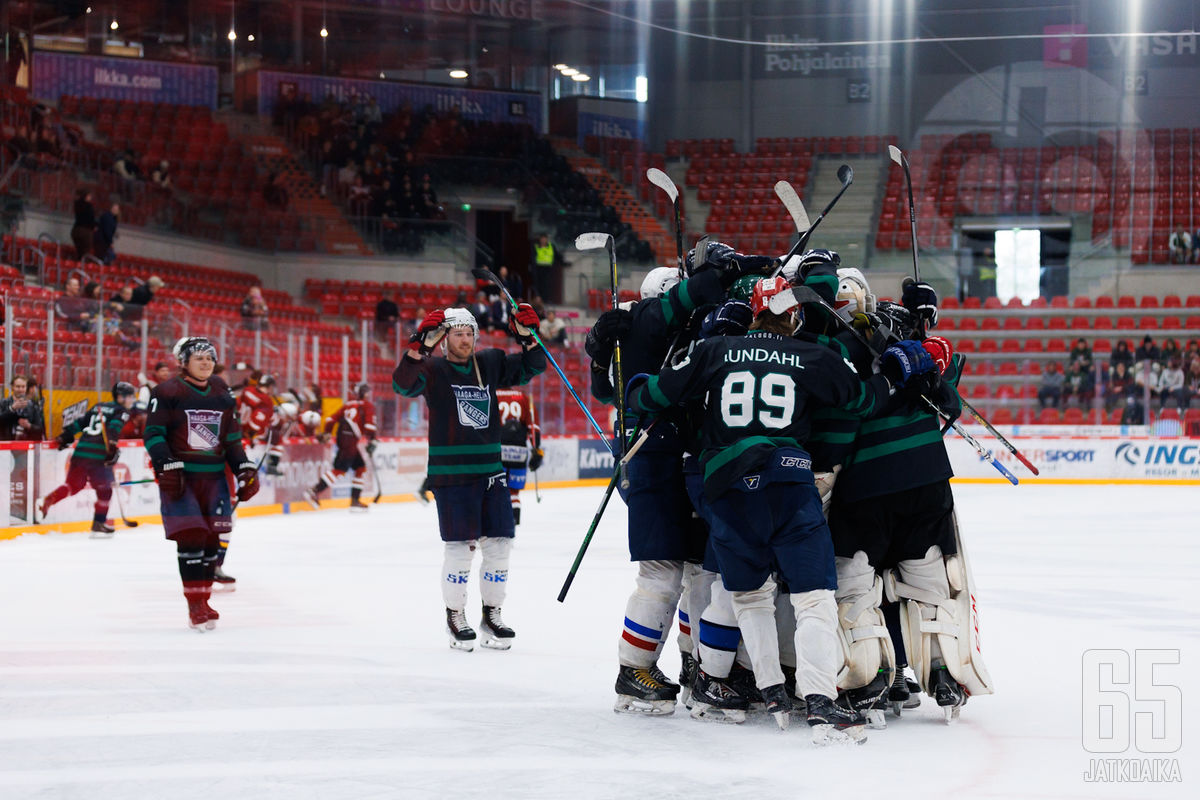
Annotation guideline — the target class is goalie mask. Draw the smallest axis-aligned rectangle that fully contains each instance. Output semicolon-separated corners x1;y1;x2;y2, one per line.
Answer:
834;267;876;322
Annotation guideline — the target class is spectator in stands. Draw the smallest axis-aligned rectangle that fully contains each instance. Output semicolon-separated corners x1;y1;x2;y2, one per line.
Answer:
1169;225;1191;264
0;375;44;441
470;290;494;330
1136;361;1163;405
488;292;508;331
1186;339;1200;362
1037;362;1064;409
375;291;399;343
1069;337;1092;371
1064;358;1094;406
404;307;426;341
151;160;172;190
4;124;33;159
137;362;172;407
1187;357;1200;405
93;203;119;265
264;173;289;211
531;234;558;303
1121;395;1145;425
1135;334;1160;365
114;149;140;181
1109;339;1134;370
1107;361;1136;411
1161;337;1182;366
1193;228;1200;264
528;293;546;320
539;308;568;346
348;174;371;216
498;265;524;300
419;175;442;219
55;276;94;332
36;125;61;158
131;275;164;309
71;189;95;260
1161;358;1187;407
240;286;270;331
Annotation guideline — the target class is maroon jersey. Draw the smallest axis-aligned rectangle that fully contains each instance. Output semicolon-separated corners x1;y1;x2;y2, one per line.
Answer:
237;384;275;441
144;376;249;475
324;399;376;451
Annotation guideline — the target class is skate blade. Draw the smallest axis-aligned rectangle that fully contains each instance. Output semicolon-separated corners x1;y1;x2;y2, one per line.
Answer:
614;696;676;716
448;638;475;652
211;583;236;593
679;687;693;709
479;635;513;650
349;506;370;513
943;705;962;724
689;703;746;724
771;710;790;731
89;532;115;539
189;622;208;633
864;709;887;729
810;723;868;746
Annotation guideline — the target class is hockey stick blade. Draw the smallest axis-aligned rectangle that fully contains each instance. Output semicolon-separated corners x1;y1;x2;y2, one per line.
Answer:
836;163;854;187
887;144;904;165
575;232;612;251
645;167;678;202
774;180;811;232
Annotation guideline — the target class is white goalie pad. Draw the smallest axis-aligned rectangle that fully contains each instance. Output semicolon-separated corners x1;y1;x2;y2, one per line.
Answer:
884;521;994;699
814;465;841;517
835;553;895;690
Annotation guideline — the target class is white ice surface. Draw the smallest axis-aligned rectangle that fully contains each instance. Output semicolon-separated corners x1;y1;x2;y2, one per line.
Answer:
1;484;1197;799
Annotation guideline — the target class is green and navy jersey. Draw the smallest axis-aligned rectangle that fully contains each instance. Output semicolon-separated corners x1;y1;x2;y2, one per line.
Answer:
143;376;249;476
628;330;893;500
61;402;130;461
833;357;962;503
393;346;547;487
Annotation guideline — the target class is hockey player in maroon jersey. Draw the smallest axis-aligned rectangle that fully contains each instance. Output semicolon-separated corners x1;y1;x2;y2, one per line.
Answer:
38;382;136;536
393;305;546;651
303;383;377;512
263;400;298;476
497;387;543;525
236;373;277;448
143;337;259;631
296;409;323;440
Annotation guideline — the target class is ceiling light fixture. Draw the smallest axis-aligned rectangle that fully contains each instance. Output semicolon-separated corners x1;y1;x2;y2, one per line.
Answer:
449;69;469;79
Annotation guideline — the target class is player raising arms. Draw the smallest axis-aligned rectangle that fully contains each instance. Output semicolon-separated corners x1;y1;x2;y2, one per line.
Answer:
38;382;137;536
304;383;377;512
628;277;938;743
394;305;546;651
144;337;259;631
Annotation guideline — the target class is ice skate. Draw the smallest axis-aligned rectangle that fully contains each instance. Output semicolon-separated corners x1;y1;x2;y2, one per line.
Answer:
37;496;50;520
889;667;921;717
614;666;677;716
689;669;749;724
303;489;320;510
186;598;216;632
89;520;116;539
349;498;370;513
648;664;680;697
932;666;967;723
727;664;763;710
839;669;893;729
781;664;804;710
805;694;868;745
761;683;792;730
479;605;515;650
212;567;236;593
446;608;476;651
679;652;698;708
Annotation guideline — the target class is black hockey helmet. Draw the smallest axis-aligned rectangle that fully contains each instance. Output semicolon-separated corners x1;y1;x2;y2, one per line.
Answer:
112;381;136;401
174;336;218;367
354;382;370;399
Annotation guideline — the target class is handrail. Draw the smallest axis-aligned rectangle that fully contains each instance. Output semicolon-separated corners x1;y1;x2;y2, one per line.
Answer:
36;232;59;284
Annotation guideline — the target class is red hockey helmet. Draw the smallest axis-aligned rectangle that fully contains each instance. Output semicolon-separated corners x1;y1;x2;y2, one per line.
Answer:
750;276;798;317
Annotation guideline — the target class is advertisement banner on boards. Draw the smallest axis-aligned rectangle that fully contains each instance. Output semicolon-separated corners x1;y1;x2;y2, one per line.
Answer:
32;52;218;109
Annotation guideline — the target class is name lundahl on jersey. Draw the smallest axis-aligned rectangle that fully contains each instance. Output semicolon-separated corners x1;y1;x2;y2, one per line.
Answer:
724;347;807;369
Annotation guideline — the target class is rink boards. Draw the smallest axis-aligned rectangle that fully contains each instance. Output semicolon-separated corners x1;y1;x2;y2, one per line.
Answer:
3;430;1198;536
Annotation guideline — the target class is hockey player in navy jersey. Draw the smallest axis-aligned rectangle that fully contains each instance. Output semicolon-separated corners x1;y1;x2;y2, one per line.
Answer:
393;304;546;651
628;276;939;743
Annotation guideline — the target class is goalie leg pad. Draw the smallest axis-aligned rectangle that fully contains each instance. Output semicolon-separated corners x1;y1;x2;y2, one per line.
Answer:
835;552;896;691
619;560;684;668
441;540;476;611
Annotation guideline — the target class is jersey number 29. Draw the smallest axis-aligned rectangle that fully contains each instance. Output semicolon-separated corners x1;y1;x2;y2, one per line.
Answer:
719;370;795;429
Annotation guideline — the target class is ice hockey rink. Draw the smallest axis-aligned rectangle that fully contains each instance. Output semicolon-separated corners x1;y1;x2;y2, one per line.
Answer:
1;482;1195;799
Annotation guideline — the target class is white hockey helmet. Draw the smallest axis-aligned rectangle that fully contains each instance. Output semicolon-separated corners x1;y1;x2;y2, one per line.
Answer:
779;254;802;284
276;401;298;421
640;266;680;300
300;410;322;429
442;307;479;335
834;267;876;322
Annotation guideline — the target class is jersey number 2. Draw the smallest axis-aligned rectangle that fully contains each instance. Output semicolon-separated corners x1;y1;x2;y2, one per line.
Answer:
719;370;795;429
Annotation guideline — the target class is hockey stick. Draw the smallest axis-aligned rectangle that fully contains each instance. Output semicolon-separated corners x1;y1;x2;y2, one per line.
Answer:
532;464;541;502
99;416;139;527
774;165;854;271
472;266;614;453
576;232;626;454
774;180;811;235
781;286;1020;485
646;167;685;279
557;423;653;603
888;145;926;339
357;441;384;503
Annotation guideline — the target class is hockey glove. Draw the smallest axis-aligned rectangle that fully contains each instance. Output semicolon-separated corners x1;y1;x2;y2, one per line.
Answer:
721;254;776;288
235;462;260;503
585;308;632;365
880;339;936;388
156;460;186;500
700;299;753;339
104;444;119;466
366;439;378;457
685;240;736;277
528;448;544;472
510;303;540;344
55;431;75;450
409;309;447;356
901;278;939;329
922;335;954;375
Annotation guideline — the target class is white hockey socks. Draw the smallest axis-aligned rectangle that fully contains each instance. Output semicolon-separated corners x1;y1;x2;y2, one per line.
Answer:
730;577;786;690
790;589;841;700
479;536;512;607
697;578;741;679
677;562;716;658
441;541;476;611
618;560;684;668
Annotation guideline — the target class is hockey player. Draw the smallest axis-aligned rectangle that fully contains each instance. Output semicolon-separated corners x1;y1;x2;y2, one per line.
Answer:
824;277;993;723
263;400;299;476
497;387;542;525
144;337;259;631
304;383;377;512
586;244;767;715
628;276;939;743
38;381;137;536
237;373;277;448
296;409;323;440
393;304;546;651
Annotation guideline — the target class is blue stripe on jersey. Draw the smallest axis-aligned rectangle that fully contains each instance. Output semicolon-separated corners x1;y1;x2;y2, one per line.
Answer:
623;617;663;640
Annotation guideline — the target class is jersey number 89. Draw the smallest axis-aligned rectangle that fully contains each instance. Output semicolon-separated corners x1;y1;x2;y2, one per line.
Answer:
719;370;795;429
